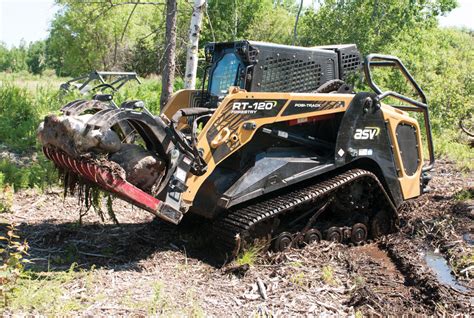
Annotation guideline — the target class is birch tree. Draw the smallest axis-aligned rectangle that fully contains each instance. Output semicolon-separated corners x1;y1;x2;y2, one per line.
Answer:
184;0;206;89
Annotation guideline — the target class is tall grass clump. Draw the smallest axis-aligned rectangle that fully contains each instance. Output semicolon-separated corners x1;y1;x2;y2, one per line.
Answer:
0;85;40;151
0;84;62;189
0;158;57;191
0;85;61;151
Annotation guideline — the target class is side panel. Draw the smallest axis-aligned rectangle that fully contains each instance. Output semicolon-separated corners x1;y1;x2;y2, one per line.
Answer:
334;93;404;207
382;105;423;200
181;90;354;206
160;89;202;119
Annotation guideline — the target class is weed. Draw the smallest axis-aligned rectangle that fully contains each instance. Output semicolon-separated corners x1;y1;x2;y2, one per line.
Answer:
236;244;262;267
355;310;364;318
0;156;57;191
0;223;29;306
354;275;366;288
450;251;474;274
321;265;336;285
454;188;474;201
290;272;307;287
6;263;97;314
433;130;474;171
185;289;205;318
149;281;166;315
0;185;14;213
288;261;303;267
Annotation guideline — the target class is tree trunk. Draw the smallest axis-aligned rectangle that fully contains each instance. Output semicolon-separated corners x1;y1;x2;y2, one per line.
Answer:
293;0;304;45
184;0;206;89
160;0;178;109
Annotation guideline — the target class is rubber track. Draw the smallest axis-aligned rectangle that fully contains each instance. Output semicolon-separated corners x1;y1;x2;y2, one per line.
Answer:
213;169;396;252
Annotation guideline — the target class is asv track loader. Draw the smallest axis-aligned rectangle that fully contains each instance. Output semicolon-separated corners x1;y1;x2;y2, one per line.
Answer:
38;40;434;254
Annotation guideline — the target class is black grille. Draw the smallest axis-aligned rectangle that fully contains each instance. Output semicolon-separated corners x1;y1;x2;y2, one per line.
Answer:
341;52;360;80
396;123;419;176
260;57;322;93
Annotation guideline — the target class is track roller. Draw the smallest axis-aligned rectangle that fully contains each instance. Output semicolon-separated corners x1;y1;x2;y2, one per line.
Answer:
273;232;293;251
304;229;322;245
325;227;343;242
351;223;368;244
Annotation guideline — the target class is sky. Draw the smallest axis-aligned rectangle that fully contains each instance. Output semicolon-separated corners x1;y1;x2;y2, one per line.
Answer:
0;0;473;48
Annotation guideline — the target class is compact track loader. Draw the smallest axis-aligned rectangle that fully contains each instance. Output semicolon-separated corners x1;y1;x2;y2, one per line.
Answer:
38;40;435;253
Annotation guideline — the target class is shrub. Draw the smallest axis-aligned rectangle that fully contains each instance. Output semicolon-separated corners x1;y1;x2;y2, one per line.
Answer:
0;185;14;213
0;223;29;306
0;157;57;191
0;85;39;151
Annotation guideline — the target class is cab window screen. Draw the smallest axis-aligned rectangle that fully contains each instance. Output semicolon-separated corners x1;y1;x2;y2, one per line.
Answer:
209;53;242;96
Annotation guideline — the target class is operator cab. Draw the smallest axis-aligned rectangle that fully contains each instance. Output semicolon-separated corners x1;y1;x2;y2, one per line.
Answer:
204;40;361;103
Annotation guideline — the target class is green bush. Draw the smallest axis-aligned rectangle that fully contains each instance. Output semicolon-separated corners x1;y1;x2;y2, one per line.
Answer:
0;85;40;151
0;157;57;191
116;76;183;114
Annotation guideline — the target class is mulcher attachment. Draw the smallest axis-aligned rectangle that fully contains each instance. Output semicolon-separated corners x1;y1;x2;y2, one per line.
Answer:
42;145;183;222
39;98;196;224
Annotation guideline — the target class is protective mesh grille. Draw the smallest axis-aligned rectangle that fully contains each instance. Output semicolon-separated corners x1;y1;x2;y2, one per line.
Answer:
341;53;360;79
260;57;322;93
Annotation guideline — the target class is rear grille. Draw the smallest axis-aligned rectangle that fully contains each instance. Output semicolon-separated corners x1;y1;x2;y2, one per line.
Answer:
340;52;360;80
261;57;322;93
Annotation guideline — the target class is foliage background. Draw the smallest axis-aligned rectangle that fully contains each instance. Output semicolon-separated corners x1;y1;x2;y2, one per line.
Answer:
0;0;472;192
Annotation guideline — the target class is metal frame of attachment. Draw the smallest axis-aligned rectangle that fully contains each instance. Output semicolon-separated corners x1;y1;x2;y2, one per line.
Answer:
60;71;141;94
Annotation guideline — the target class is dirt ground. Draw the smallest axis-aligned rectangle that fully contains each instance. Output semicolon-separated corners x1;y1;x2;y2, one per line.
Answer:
2;160;473;316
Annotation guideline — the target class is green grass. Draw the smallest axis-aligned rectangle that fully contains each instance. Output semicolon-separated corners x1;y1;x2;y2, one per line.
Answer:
0;70;66;91
454;188;474;201
0;157;57;191
321;265;336;285
3;264;95;314
235;245;262;267
433;129;474;171
289;272;307;287
0;184;14;213
119;281;204;316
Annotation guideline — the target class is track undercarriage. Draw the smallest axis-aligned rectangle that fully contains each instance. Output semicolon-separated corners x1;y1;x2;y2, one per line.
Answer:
213;169;398;255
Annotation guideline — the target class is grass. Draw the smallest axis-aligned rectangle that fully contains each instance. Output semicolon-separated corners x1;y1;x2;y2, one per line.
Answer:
353;275;366;288
433;130;474;171
0;185;14;213
454;188;474;201
149;281;166;315
3;264;96;314
235;244;262;267
321;265;336;285
289;272;307;287
119;281;204;316
0;157;57;191
451;252;474;274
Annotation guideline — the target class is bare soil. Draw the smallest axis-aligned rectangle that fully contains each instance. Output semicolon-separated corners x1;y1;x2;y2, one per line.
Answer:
2;160;473;316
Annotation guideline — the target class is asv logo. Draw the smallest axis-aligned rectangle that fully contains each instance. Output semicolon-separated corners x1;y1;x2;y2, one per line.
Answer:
354;127;380;140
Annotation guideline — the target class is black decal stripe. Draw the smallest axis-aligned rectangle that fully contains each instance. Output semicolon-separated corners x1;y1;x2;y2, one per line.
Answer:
282;100;345;115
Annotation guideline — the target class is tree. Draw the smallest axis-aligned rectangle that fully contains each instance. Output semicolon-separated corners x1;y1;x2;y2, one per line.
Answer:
298;0;457;53
160;0;178;107
201;0;296;44
0;43;10;72
47;0;161;76
184;0;206;89
26;41;47;75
